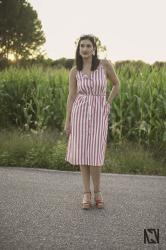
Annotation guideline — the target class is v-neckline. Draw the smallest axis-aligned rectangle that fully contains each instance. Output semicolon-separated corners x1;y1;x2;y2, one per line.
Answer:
80;61;101;79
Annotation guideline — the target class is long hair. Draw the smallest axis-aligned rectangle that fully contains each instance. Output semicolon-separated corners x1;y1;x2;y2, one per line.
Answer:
75;34;100;71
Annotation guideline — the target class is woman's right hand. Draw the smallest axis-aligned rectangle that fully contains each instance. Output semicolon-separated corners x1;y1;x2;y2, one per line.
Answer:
64;122;71;139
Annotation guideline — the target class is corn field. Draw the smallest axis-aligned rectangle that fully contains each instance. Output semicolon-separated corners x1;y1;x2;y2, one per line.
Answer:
0;63;165;150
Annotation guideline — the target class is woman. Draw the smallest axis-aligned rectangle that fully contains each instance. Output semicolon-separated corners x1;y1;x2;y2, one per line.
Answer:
64;34;120;209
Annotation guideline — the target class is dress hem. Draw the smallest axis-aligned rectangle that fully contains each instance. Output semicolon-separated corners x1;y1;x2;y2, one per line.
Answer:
65;159;104;167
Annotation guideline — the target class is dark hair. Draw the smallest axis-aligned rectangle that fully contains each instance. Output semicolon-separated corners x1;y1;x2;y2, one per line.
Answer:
75;34;100;71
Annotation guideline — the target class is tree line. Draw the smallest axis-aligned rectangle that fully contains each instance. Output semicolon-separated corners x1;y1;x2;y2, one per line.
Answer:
0;0;165;71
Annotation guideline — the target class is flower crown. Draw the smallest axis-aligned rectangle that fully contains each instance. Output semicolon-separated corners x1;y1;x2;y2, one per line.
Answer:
80;34;96;43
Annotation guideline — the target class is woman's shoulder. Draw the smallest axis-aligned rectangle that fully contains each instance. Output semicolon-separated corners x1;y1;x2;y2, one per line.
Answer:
100;59;113;74
70;65;77;71
69;66;77;76
100;59;110;67
100;59;108;76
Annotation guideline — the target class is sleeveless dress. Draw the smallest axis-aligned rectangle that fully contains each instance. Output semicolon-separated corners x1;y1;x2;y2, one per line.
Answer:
65;60;110;166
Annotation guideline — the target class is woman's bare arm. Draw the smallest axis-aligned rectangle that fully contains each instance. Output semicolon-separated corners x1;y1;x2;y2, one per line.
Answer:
104;59;120;104
65;66;77;125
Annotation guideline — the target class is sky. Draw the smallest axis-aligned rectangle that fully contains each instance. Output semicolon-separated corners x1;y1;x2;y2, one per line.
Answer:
28;0;166;64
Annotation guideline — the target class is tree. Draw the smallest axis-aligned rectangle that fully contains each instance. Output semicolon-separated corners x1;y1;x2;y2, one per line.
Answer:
0;0;46;61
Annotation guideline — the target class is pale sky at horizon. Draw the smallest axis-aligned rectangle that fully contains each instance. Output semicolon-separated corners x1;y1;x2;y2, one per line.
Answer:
28;0;166;64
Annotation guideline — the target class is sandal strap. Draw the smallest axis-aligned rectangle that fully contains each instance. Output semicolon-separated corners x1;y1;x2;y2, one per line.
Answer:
94;191;103;203
96;199;104;203
94;191;101;196
82;192;91;204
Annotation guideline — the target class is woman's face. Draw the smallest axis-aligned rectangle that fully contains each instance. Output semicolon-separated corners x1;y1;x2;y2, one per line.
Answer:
79;39;95;58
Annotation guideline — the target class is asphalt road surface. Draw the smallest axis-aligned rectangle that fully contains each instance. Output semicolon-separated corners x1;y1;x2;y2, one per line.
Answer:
0;166;165;250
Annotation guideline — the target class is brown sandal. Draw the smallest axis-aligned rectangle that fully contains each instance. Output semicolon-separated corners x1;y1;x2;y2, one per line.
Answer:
94;191;104;209
81;191;91;209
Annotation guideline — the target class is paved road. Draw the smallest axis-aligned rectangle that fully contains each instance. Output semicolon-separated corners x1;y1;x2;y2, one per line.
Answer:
0;167;165;250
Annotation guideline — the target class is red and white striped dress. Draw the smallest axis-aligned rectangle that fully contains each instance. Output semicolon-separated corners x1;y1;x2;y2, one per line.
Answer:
65;60;110;166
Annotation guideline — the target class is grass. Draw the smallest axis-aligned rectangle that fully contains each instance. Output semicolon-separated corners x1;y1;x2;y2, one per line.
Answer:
104;140;166;176
0;128;165;176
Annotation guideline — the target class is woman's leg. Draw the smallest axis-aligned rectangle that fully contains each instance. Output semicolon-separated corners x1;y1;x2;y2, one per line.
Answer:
80;165;91;193
90;165;104;207
90;166;102;192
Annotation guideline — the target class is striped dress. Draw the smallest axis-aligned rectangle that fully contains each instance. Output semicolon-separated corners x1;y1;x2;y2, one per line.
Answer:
65;60;110;166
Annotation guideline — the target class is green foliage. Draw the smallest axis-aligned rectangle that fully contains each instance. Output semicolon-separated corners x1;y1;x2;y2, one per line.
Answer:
104;140;166;175
107;62;166;149
0;129;165;175
0;61;165;155
0;65;68;131
0;0;45;60
0;129;79;171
